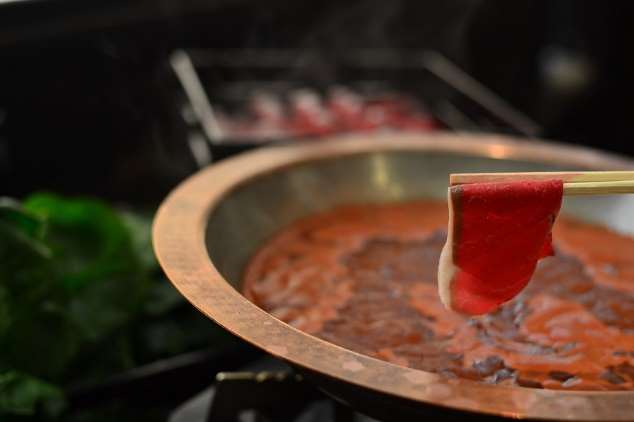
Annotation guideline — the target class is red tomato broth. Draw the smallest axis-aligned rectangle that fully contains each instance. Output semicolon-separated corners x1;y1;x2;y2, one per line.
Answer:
242;200;634;390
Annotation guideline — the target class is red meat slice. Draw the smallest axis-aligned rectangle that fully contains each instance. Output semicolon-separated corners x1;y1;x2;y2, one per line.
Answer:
438;179;563;315
288;90;333;136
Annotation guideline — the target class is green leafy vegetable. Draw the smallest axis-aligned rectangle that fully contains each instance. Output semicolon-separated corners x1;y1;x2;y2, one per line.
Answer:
0;194;157;419
0;193;228;421
0;198;47;240
0;372;65;417
23;193;146;291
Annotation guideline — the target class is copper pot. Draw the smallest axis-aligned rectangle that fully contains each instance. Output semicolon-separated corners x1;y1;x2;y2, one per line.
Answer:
153;133;634;421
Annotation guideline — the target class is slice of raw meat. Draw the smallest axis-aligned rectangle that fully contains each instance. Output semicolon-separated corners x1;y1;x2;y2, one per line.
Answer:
438;179;563;315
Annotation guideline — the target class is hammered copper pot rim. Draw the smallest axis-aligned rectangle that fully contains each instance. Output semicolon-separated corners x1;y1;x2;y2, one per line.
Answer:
153;132;634;421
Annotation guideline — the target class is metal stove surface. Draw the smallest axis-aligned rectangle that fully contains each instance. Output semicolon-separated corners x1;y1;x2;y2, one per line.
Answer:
170;357;381;422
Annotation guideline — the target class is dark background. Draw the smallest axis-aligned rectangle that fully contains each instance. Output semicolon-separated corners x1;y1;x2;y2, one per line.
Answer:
2;0;633;202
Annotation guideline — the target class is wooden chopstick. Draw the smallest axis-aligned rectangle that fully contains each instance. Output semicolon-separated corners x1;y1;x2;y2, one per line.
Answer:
451;171;634;185
562;180;634;195
450;171;634;196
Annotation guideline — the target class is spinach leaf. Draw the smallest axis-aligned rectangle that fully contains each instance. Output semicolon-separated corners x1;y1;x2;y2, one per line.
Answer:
0;193;220;420
0;194;155;418
24;193;145;292
0;371;65;417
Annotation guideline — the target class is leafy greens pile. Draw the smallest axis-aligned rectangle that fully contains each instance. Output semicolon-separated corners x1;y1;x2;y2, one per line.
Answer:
0;193;187;419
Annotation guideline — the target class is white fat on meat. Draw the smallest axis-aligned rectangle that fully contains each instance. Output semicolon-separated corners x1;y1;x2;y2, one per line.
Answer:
437;188;457;310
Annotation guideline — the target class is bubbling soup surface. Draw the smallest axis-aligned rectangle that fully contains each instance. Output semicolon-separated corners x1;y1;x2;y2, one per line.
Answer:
242;200;634;390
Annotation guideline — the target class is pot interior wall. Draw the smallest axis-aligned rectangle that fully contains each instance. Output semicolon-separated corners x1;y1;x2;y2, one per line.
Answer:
205;149;634;289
